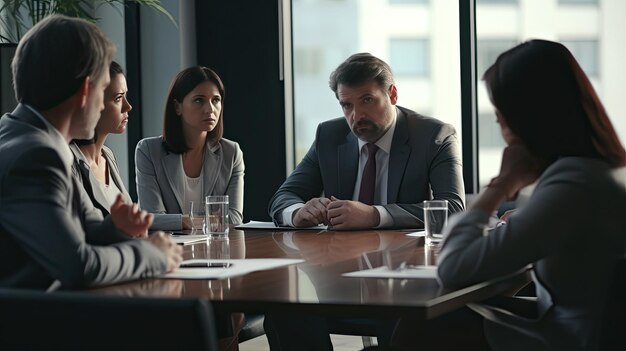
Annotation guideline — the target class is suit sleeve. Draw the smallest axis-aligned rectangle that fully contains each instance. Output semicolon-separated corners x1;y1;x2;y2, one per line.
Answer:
226;142;245;225
268;132;324;224
135;140;183;230
427;123;465;213
135;140;167;214
437;173;589;288
383;123;465;228
0;147;167;289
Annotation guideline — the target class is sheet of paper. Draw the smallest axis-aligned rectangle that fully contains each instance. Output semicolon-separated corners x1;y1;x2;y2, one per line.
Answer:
161;258;304;279
343;265;438;279
405;230;425;237
170;234;208;246
234;220;327;231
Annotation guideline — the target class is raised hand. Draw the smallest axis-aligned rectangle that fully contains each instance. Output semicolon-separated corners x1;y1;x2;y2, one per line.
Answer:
490;144;544;200
110;194;153;238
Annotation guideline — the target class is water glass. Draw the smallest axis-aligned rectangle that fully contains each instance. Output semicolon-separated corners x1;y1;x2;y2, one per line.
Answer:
423;200;448;246
188;201;206;233
207;237;230;259
205;195;229;237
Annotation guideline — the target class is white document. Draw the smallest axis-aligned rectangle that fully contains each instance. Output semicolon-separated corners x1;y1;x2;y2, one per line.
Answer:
234;220;327;231
343;265;438;279
405;230;425;237
169;234;208;246
161;258;304;279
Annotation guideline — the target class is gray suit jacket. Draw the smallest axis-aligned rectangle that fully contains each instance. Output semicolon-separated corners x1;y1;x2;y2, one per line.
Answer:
0;104;167;289
269;106;465;229
135;136;244;230
438;158;626;350
70;143;132;217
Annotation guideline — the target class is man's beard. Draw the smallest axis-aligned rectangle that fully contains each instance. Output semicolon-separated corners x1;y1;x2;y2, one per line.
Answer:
351;119;384;143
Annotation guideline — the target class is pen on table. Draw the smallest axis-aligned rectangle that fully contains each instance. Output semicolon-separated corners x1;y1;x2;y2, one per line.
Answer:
180;262;232;268
167;231;193;237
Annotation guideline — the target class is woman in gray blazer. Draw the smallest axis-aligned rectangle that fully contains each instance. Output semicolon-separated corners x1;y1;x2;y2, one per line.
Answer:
71;61;134;217
135;66;244;231
389;39;626;351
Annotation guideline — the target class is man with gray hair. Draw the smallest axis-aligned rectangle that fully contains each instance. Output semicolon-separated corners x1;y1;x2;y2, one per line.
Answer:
269;52;465;230
0;15;182;289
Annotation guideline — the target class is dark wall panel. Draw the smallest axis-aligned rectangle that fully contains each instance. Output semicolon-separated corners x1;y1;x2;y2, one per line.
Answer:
0;44;18;115
195;0;287;222
124;3;143;202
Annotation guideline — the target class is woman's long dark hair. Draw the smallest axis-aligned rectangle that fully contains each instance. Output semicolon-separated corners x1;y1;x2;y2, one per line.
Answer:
484;39;626;167
162;66;225;154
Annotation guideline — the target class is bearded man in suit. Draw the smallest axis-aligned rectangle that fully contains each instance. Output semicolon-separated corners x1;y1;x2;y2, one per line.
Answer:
270;53;465;230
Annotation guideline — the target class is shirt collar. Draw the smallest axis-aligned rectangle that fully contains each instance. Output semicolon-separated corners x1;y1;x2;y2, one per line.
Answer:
357;111;397;154
24;104;74;166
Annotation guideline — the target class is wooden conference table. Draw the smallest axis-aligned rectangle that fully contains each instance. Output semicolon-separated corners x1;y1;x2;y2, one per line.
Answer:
89;226;530;322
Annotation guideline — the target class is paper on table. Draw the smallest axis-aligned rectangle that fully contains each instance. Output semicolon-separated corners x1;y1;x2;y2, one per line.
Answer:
343;265;438;279
169;234;208;246
406;230;425;237
161;258;304;279
235;220;327;231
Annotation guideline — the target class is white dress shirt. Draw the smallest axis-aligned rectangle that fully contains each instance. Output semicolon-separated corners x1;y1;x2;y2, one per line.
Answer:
282;116;397;227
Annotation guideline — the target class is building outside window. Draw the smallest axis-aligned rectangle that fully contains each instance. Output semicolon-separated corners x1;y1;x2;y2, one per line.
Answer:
561;39;599;78
292;0;461;164
291;0;625;191
389;38;430;77
476;0;624;187
389;0;428;4
559;0;598;5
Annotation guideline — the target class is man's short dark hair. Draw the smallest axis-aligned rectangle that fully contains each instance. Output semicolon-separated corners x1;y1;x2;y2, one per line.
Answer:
11;15;115;111
328;53;395;97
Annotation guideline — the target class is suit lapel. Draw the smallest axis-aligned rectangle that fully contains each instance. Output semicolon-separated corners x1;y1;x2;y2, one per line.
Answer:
387;110;410;203
203;142;221;197
337;132;359;199
162;152;185;211
70;146;110;214
84;165;110;214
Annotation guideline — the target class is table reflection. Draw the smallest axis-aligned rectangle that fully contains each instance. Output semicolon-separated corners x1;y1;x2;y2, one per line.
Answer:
185;229;246;260
85;228;530;321
91;278;184;298
268;230;425;305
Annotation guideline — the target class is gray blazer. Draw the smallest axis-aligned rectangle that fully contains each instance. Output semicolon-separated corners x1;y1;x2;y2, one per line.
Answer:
70;142;132;216
135;136;244;230
269;106;465;229
0;104;167;289
438;158;626;350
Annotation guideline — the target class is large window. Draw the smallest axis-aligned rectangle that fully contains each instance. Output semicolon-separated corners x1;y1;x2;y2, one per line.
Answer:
559;0;598;4
290;0;626;192
561;39;599;78
475;0;625;187
389;38;430;77
292;0;461;164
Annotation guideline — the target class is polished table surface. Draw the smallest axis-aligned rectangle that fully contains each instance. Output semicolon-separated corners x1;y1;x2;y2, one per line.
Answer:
89;226;529;320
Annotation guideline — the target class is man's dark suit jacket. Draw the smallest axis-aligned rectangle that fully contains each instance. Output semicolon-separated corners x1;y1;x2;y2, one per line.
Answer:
0;104;166;289
269;106;465;229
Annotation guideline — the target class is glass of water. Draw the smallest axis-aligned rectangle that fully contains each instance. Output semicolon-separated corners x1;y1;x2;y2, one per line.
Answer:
205;195;229;237
188;201;206;233
423;200;448;246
